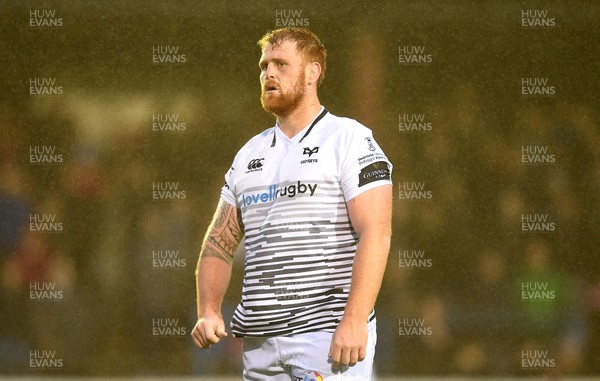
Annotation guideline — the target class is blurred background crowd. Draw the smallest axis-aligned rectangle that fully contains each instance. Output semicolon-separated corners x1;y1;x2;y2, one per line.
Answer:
1;1;599;377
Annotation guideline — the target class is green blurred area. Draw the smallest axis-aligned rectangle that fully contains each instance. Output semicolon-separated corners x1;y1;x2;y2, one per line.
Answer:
1;0;599;377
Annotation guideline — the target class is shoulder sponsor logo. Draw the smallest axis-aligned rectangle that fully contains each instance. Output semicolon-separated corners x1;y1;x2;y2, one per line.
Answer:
301;146;319;164
358;161;391;187
246;158;264;173
365;137;376;151
358;152;387;166
242;181;318;207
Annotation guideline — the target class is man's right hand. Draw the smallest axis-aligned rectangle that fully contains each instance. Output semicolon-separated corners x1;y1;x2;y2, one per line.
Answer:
191;314;228;349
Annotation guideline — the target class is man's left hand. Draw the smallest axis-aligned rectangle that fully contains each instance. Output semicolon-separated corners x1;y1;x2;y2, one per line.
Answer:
328;316;368;368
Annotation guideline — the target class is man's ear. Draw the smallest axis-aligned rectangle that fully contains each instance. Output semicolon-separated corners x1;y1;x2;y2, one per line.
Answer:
306;62;321;86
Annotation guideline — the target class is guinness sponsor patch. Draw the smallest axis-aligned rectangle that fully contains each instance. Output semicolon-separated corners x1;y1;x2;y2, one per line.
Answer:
358;161;391;187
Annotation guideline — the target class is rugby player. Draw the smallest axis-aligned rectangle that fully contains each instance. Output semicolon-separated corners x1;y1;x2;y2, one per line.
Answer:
192;27;392;381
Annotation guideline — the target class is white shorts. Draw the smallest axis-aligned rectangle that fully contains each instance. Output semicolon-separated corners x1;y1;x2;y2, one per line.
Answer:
242;319;377;381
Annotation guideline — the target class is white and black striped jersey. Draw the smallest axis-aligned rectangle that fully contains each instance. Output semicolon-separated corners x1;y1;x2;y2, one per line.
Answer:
221;107;393;337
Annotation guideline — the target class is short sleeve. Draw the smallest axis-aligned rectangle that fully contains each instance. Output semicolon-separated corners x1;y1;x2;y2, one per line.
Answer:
340;127;393;201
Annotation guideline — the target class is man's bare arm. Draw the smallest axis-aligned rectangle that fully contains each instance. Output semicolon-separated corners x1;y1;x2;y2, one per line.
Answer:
341;184;392;322
192;198;244;349
199;199;244;266
329;185;392;367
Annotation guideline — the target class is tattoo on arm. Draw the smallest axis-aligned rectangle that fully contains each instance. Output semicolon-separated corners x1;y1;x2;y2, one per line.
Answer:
200;202;244;265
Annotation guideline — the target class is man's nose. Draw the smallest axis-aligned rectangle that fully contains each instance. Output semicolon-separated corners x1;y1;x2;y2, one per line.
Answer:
264;63;276;79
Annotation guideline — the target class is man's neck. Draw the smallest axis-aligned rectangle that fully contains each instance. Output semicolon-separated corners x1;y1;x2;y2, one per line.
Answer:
276;98;322;139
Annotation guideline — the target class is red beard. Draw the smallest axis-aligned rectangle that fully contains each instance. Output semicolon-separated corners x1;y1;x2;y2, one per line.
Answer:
260;73;306;116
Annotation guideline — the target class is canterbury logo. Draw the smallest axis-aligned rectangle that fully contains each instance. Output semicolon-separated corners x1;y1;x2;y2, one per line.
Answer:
302;146;319;157
247;158;264;170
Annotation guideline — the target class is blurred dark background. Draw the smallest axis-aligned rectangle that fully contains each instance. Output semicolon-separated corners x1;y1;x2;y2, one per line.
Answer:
1;0;599;377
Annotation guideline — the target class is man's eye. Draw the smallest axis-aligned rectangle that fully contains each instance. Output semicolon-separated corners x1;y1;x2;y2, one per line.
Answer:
277;62;285;67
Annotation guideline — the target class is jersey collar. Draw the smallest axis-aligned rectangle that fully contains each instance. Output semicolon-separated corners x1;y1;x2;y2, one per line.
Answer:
270;107;329;147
